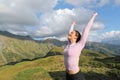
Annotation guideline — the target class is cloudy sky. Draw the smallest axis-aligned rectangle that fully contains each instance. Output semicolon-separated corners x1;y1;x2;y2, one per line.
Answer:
0;0;120;42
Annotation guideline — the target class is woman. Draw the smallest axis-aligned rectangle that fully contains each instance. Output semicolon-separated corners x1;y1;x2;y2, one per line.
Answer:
63;12;98;80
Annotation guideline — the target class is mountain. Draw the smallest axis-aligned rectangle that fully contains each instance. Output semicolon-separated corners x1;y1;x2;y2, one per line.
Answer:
0;31;33;40
85;42;120;55
0;31;119;66
0;32;119;80
0;31;53;66
39;38;120;55
102;39;120;46
40;38;67;47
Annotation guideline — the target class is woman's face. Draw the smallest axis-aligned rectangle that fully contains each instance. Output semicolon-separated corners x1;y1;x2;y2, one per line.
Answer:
68;30;77;42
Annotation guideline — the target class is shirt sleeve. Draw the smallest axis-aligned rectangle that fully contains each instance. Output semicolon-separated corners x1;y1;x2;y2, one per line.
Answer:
69;23;75;34
67;23;75;44
78;14;97;48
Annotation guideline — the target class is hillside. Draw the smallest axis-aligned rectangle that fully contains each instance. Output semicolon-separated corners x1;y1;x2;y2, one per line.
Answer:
0;31;33;40
0;34;53;66
0;30;119;67
102;39;120;46
0;47;119;80
0;31;119;80
39;38;120;55
39;38;67;47
85;42;120;55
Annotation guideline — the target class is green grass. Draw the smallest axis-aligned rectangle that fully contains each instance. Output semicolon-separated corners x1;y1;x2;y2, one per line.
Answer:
0;55;65;80
13;67;50;80
0;35;53;66
0;48;119;80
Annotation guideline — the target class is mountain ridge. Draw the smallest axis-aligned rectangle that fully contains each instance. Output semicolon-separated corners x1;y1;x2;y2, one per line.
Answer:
41;38;120;55
102;39;120;46
0;31;53;66
0;31;33;40
0;31;119;66
0;31;119;80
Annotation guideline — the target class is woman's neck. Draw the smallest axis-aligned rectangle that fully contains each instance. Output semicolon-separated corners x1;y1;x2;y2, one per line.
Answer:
70;40;76;44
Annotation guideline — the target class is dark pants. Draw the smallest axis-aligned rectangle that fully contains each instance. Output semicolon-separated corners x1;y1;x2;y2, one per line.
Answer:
66;71;85;80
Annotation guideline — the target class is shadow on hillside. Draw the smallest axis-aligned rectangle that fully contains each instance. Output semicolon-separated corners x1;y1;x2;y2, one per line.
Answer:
84;71;112;80
6;57;44;65
94;56;120;70
49;71;113;80
94;56;120;63
49;71;66;80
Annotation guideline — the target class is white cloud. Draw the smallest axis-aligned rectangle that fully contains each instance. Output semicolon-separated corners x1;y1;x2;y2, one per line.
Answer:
0;0;114;42
64;0;110;8
91;22;105;30
96;0;110;7
0;0;57;25
101;30;120;41
24;0;57;12
0;24;29;36
115;0;120;6
32;8;104;41
0;0;57;36
64;0;91;6
0;0;105;41
32;9;76;38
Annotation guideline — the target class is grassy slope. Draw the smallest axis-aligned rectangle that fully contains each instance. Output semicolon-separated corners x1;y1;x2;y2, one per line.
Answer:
0;35;53;66
0;55;65;80
0;47;119;80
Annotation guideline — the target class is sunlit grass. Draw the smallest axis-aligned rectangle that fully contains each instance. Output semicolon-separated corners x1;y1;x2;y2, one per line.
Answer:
0;55;65;80
0;50;119;80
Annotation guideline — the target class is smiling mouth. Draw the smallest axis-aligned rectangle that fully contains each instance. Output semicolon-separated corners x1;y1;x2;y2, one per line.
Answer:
68;34;71;36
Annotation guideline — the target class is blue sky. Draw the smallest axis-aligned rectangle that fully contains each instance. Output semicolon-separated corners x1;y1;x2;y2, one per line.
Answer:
96;5;120;30
55;0;120;32
0;0;120;43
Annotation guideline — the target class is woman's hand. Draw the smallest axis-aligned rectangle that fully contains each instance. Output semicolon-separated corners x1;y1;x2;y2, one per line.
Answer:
93;12;98;16
72;21;76;25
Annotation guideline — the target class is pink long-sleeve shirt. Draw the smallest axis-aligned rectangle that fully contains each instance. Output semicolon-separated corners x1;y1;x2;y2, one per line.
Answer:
63;14;97;71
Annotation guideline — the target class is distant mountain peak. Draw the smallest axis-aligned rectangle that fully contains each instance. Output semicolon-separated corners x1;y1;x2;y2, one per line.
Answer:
40;38;120;55
102;39;120;46
0;30;33;40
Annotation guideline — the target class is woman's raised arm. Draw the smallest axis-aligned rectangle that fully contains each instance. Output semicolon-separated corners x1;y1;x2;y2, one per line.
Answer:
79;12;98;48
69;22;76;34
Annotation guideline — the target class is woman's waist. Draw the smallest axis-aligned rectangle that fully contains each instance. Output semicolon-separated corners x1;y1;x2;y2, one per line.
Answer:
66;69;80;74
64;58;79;65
